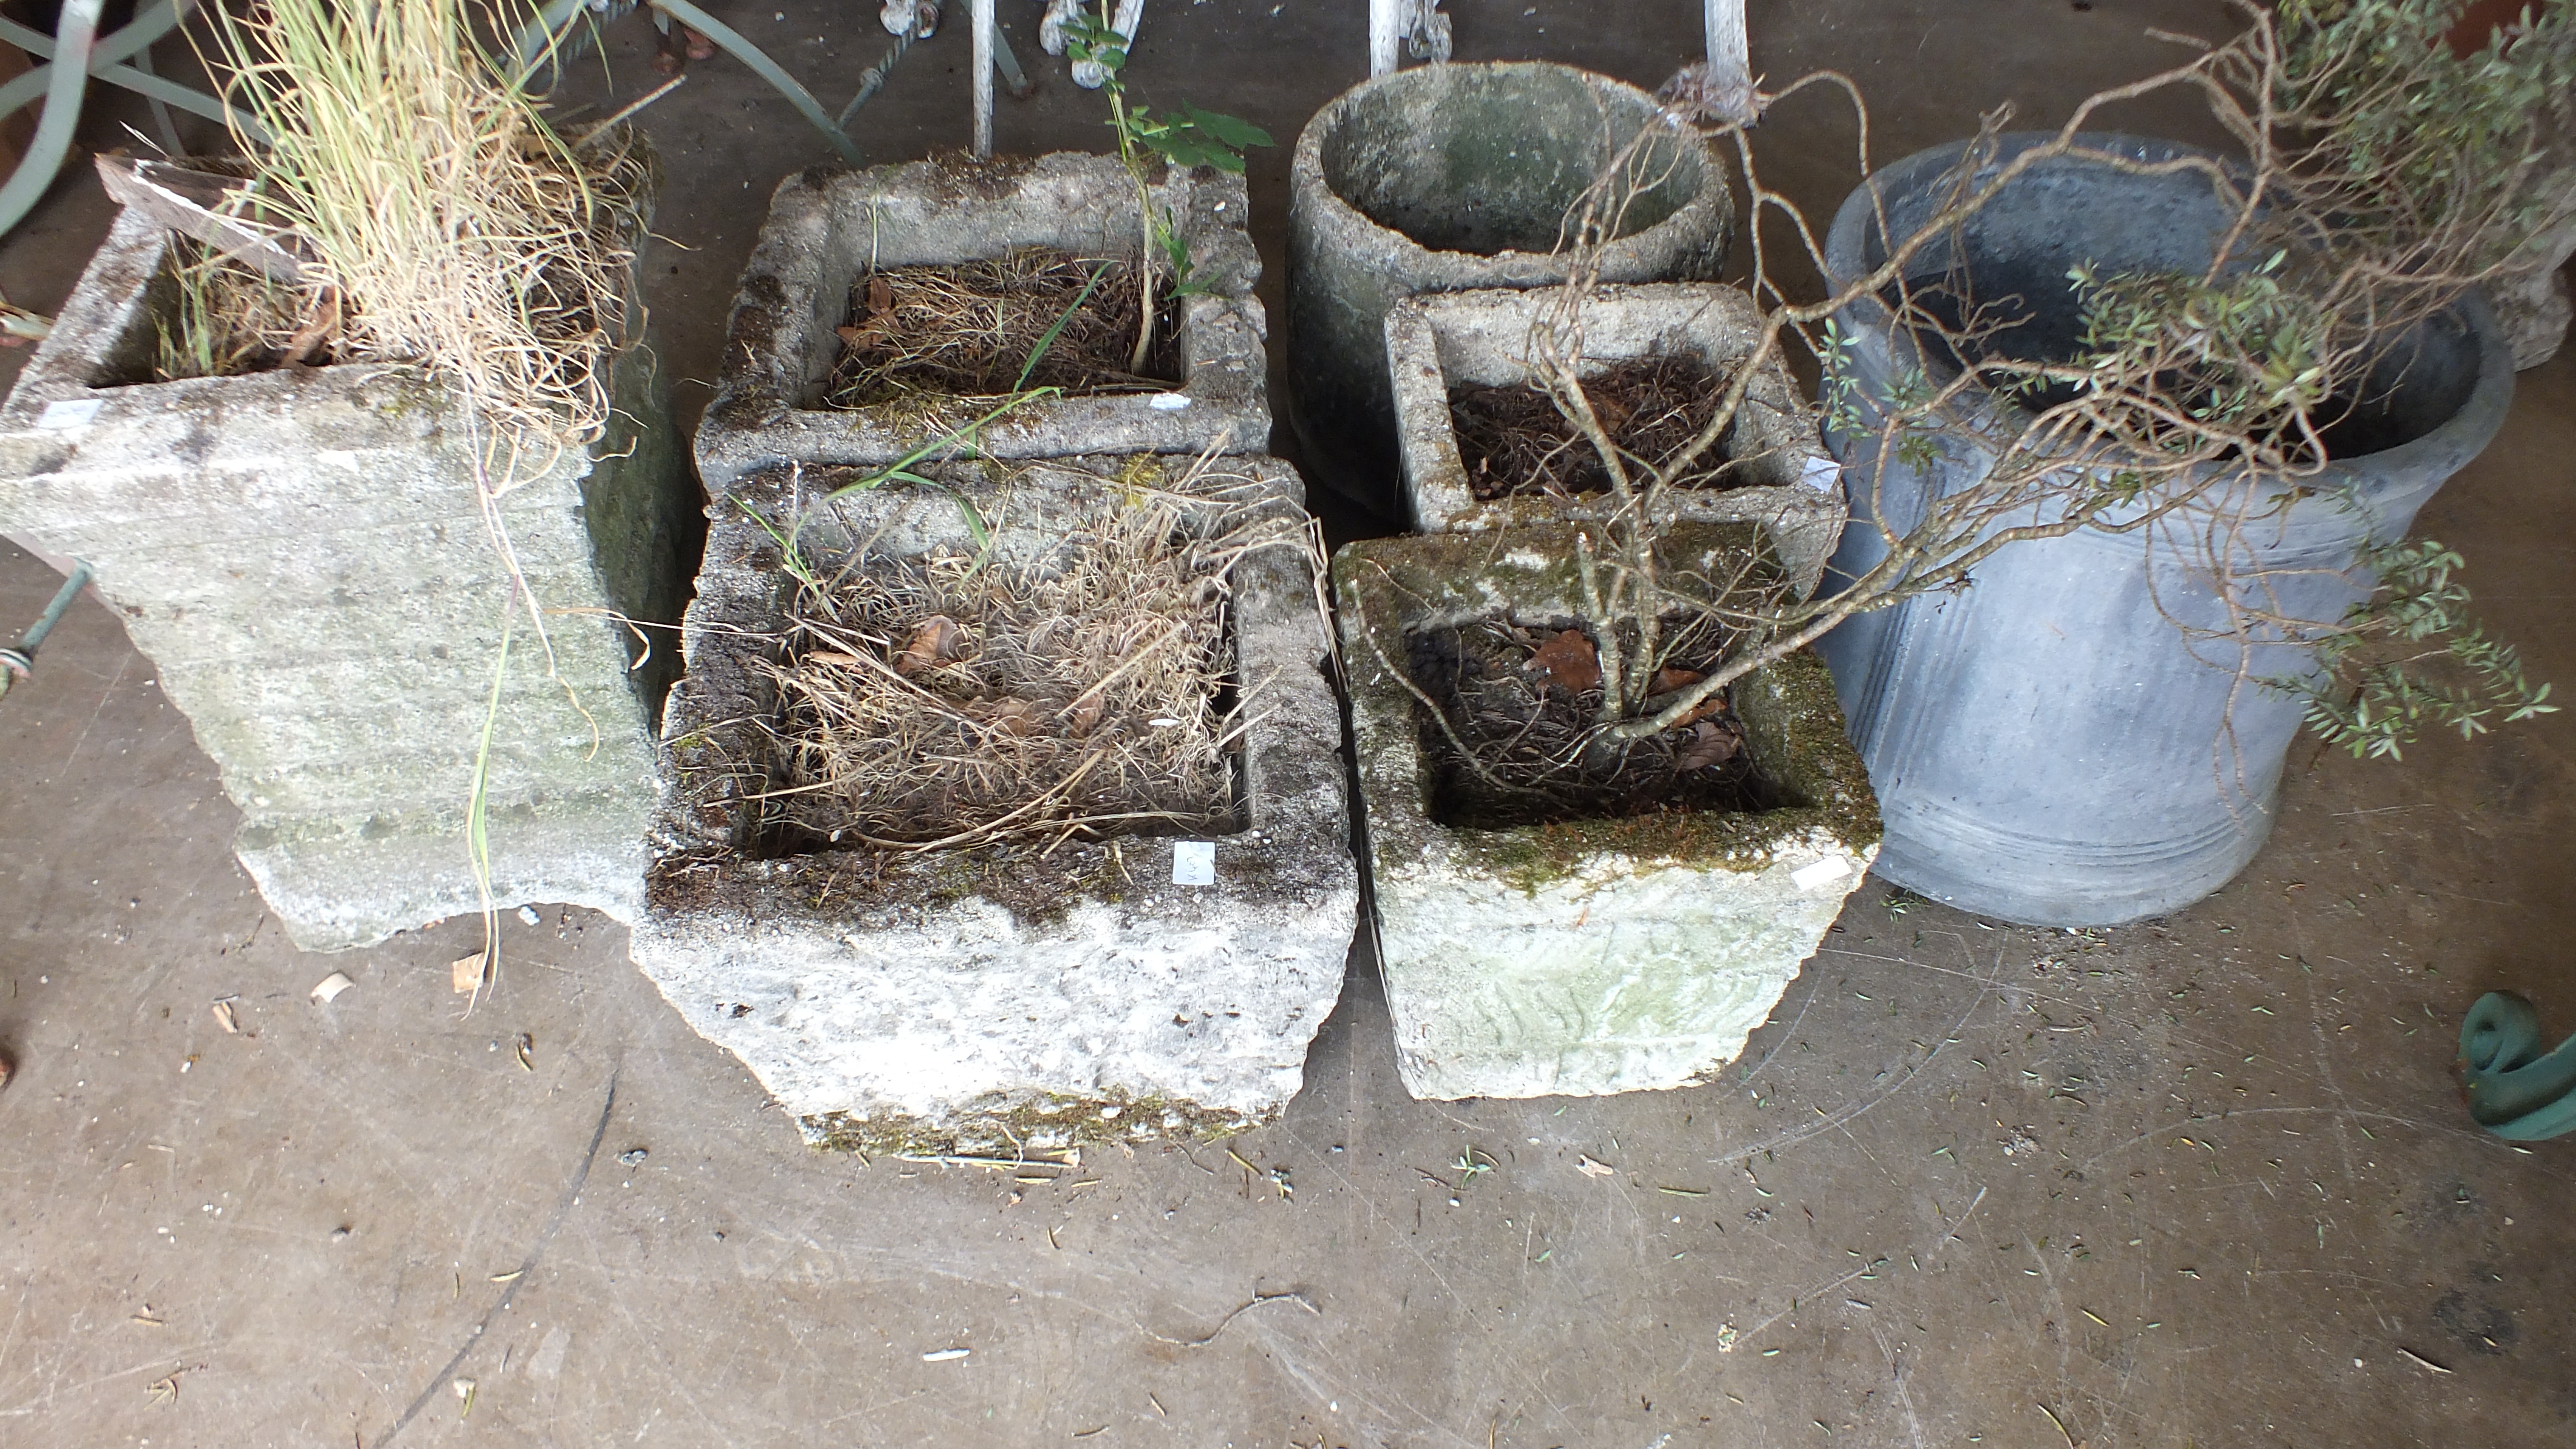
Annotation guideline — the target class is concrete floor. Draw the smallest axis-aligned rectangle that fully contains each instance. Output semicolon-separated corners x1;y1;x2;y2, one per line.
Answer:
4;2;2574;1445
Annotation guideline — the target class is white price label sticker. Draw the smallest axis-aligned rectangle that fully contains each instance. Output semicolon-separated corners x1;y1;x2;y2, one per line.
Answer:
1791;855;1854;891
1172;840;1216;886
35;398;102;432
1798;454;1843;493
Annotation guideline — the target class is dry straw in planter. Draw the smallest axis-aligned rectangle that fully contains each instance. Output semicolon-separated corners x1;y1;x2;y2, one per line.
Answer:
755;454;1319;856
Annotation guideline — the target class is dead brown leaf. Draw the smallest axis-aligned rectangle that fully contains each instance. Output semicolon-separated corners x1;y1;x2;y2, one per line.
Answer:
894;615;964;676
1675;719;1741;771
1651;667;1704;695
1527;629;1602;694
970;697;1036;737
868;276;894;315
1067;696;1104;735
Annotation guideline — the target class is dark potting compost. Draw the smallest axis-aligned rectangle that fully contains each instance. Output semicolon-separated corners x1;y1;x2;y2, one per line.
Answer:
1405;617;1798;831
1446;354;1748;500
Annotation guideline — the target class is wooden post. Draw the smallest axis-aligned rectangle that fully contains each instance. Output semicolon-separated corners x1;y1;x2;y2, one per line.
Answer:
1705;0;1748;83
1369;0;1400;77
971;0;993;158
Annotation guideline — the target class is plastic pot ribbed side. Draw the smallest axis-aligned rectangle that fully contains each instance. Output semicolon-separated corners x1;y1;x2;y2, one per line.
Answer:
1814;132;2515;926
1286;61;1732;515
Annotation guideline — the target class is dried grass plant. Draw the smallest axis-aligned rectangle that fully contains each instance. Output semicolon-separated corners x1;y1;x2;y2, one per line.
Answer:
200;0;647;476
755;460;1314;855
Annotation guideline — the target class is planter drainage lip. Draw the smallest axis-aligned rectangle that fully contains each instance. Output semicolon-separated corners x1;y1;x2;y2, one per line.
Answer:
1383;282;1848;596
1291;61;1732;281
694;152;1273;493
1824;130;2517;494
637;452;1355;1152
1;202;690;952
1331;527;1880;1102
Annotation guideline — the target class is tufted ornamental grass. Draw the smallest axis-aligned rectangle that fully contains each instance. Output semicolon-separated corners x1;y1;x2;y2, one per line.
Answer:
201;0;647;486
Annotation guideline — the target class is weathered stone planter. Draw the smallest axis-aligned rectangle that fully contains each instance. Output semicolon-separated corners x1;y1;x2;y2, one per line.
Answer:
634;455;1356;1150
1385;283;1846;593
695;153;1270;492
1288;61;1732;510
0;209;693;951
1334;529;1879;1101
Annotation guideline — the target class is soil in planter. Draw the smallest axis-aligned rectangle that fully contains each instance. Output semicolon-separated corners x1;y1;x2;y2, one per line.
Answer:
1887;268;2422;461
1405;617;1799;831
823;247;1185;409
1447;354;1750;500
751;500;1243;856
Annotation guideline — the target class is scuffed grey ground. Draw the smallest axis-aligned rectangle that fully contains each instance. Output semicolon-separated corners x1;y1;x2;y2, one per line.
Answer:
3;1;2573;1446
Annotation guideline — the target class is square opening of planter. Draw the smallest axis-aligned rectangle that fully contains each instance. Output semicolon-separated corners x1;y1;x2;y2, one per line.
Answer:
1334;527;1881;1101
695;153;1271;491
635;453;1355;1153
1385;283;1847;594
0;205;693;951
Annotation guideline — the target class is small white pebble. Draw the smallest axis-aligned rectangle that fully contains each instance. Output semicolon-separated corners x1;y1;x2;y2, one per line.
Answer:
517;906;541;926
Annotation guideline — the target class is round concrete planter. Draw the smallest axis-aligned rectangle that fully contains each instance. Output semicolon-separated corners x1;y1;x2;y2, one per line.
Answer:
1287;61;1733;514
0;201;695;951
640;456;1355;1152
1333;528;1879;1101
1815;132;2516;927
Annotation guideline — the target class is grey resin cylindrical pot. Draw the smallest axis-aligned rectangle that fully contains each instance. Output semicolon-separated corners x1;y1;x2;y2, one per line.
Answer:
1815;132;2515;926
1287;61;1732;514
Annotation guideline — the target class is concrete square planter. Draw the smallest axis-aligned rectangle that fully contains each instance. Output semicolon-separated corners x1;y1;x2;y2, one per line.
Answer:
633;454;1356;1152
0;208;694;951
1333;528;1879;1101
1385;283;1846;594
695;153;1271;492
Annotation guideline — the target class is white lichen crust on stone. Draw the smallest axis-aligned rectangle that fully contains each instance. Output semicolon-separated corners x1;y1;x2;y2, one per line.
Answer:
1334;527;1881;1101
0;208;693;951
635;455;1356;1153
696;152;1271;491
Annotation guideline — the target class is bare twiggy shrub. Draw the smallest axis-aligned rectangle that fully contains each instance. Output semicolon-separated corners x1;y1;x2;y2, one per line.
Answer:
1382;0;2568;797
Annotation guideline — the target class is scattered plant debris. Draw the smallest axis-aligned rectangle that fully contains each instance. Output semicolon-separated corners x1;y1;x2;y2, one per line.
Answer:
759;473;1308;855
